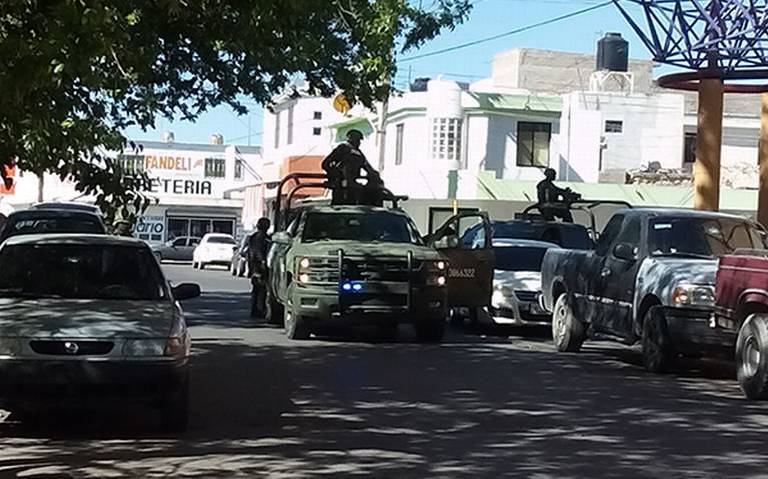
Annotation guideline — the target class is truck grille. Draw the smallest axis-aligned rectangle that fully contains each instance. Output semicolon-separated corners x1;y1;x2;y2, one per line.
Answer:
302;256;422;284
343;258;417;282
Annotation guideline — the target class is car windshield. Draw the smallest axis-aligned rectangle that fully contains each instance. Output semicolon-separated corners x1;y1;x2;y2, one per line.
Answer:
5;216;104;237
303;212;423;244
494;246;553;272
650;217;766;258
491;223;592;250
208;236;235;244
0;244;167;300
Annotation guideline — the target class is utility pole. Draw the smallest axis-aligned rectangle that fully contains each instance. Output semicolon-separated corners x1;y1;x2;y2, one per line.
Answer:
37;173;44;202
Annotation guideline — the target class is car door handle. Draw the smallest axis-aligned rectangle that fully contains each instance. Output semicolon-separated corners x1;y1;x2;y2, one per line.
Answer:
600;268;611;277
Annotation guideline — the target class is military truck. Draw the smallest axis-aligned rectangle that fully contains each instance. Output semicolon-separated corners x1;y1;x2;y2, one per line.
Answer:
265;173;493;342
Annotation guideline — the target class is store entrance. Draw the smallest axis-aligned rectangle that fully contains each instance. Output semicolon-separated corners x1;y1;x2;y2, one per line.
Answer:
167;216;236;241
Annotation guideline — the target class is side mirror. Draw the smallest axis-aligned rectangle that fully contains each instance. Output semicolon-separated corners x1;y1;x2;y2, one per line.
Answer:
273;232;291;244
172;283;201;301
613;243;637;261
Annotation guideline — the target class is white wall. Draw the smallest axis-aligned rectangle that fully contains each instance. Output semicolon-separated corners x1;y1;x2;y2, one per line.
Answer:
562;92;684;178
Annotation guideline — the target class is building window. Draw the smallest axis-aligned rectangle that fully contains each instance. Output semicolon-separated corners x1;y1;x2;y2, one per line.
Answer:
235;159;244;181
204;158;226;178
516;122;551;168
431;118;462;162
605;120;623;134
395;124;404;166
313;127;322;136
118;154;145;174
287;105;294;145
274;111;281;149
313;111;322;120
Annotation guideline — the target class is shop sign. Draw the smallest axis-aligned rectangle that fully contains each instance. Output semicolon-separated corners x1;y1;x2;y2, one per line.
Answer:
149;178;213;196
136;215;165;240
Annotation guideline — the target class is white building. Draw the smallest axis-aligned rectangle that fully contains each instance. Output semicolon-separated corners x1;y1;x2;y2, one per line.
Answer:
0;135;262;244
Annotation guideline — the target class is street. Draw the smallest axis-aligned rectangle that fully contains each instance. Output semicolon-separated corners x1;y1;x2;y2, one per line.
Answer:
0;265;766;478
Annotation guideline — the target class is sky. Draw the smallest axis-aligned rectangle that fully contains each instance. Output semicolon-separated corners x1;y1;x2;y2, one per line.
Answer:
123;0;654;147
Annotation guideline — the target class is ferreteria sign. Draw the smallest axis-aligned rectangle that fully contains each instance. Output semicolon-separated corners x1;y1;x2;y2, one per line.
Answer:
148;178;213;196
119;151;225;198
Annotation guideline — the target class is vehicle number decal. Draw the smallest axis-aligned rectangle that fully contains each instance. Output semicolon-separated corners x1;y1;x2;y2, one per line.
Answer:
448;268;476;279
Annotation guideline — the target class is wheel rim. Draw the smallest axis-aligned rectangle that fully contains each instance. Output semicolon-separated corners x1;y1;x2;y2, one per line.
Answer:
554;300;567;343
743;335;761;379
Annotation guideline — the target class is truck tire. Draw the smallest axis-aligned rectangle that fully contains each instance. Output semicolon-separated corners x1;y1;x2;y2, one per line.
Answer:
552;293;585;352
284;305;310;340
265;290;284;325
641;306;677;373
736;314;768;400
415;318;445;343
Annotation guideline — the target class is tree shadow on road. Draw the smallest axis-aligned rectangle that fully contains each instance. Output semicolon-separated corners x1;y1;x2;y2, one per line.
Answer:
1;292;766;478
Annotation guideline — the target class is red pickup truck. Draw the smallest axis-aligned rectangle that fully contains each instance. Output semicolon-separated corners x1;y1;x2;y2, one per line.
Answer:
715;252;768;400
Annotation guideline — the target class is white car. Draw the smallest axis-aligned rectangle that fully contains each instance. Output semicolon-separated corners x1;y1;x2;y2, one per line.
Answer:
192;233;237;269
0;234;200;431
458;239;557;327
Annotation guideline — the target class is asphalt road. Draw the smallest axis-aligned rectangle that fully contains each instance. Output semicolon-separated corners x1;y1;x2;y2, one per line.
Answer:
1;265;767;478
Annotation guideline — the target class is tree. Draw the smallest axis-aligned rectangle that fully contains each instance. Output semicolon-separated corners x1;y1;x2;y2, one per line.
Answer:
0;0;471;224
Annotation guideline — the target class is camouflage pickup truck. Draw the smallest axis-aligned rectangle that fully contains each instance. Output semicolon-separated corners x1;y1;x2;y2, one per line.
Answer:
265;174;493;342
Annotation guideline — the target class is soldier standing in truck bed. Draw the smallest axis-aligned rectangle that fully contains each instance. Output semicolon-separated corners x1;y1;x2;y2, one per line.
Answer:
322;129;380;205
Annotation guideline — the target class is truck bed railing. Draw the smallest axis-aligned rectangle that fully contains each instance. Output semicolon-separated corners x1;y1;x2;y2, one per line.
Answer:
274;172;408;230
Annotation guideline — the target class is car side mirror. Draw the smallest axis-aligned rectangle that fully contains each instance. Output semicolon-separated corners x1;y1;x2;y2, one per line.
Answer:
273;232;291;244
172;283;201;301
613;243;637;261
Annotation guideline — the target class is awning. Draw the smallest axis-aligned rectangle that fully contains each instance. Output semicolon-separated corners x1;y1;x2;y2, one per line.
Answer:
476;171;759;212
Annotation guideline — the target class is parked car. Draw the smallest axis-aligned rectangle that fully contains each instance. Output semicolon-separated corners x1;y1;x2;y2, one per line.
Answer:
151;236;201;263
714;250;768;399
0;234;200;431
192;233;237;269
464;238;559;327
0;209;106;244
230;232;253;277
29;202;102;216
541;208;766;373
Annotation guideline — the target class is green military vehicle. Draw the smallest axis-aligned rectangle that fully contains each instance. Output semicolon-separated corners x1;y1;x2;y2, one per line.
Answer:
265;173;494;342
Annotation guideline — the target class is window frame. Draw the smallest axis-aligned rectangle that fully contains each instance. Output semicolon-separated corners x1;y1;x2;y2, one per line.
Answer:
604;120;624;134
516;121;552;168
204;157;226;179
395;123;405;166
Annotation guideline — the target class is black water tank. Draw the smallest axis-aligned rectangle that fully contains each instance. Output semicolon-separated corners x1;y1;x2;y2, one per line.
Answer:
596;32;629;72
410;77;430;92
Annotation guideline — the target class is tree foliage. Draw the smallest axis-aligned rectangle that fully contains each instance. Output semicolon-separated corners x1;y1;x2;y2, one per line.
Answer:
0;0;471;224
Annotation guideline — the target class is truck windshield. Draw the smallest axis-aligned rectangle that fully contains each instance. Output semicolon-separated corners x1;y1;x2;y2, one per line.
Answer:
303;212;422;244
650;217;766;258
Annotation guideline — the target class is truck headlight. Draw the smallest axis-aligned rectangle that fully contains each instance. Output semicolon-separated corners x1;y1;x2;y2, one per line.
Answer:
671;284;715;307
427;260;447;272
299;258;311;269
427;275;446;287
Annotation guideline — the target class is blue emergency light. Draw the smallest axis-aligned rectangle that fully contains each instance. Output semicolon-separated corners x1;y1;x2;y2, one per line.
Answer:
341;281;364;293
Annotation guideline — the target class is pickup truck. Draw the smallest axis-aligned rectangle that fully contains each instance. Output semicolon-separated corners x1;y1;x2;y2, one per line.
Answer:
714;250;768;399
265;174;494;342
541;208;766;373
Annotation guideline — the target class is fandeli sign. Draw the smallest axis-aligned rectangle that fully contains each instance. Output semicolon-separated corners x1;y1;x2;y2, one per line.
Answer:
120;150;226;198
